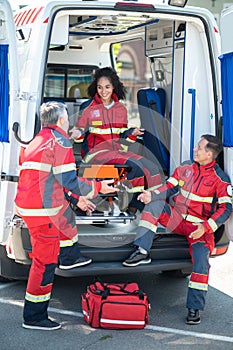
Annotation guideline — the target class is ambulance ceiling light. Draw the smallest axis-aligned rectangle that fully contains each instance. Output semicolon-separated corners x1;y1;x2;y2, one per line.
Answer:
168;0;188;7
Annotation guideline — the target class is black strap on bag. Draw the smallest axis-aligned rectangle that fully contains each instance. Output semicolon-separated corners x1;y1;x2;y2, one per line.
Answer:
93;276;145;300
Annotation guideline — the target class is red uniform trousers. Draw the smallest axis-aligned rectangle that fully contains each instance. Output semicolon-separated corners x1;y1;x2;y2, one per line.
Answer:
23;201;80;322
134;200;214;310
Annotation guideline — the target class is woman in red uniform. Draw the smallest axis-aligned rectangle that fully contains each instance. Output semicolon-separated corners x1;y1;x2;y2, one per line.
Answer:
70;67;162;212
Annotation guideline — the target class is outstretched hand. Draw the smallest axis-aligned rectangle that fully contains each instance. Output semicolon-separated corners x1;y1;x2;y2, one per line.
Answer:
100;179;119;194
189;223;205;239
137;189;152;204
77;196;96;212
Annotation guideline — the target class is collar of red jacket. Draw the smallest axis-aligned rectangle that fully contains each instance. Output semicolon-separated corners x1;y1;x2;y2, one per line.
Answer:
195;159;216;171
94;92;119;104
42;124;68;138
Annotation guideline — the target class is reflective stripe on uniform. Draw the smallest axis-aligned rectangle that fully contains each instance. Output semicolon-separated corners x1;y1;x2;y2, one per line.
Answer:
207;218;218;231
60;234;78;247
15;205;63;217
139;219;158;233
53;163;76;175
167;177;179;186
89;127;127;135
127;185;144;193
188;280;208;291
21;161;52;172
147;184;162;191
25;291;51;303
182;214;204;223
181;189;213;203
218;196;232;204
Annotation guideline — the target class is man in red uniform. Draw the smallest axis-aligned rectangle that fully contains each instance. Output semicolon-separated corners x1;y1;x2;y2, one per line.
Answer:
15;101;117;331
123;134;232;324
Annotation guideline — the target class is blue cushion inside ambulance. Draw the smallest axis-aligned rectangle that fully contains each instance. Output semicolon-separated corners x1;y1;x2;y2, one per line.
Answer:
137;88;169;172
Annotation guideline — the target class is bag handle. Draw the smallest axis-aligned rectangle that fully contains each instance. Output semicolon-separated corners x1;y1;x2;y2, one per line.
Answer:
93;277;145;300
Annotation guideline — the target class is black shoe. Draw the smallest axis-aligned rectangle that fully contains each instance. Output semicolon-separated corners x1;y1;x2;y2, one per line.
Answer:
59;256;92;269
122;249;151;267
186;308;201;325
22;318;61;330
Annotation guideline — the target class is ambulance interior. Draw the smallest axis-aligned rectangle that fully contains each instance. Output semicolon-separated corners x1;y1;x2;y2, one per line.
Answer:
42;8;217;227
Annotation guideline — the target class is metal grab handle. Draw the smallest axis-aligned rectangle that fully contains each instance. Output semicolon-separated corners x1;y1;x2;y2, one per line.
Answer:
188;88;196;159
12;122;33;145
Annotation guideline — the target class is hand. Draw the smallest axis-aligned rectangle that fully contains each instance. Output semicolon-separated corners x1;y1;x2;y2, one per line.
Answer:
189;223;205;239
137;190;152;204
77;196;96;212
132;128;145;137
69;128;82;139
100;179;119;194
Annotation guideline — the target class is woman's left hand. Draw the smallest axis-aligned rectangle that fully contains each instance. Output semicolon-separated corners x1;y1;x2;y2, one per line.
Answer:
132;128;145;136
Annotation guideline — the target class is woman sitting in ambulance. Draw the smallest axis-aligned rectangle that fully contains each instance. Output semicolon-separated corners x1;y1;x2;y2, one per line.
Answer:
69;67;162;213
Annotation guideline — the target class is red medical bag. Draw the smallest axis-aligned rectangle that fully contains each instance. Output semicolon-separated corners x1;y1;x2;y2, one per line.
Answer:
81;281;150;329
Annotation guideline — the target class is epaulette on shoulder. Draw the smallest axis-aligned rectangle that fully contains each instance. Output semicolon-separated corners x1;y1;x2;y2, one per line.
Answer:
180;160;193;167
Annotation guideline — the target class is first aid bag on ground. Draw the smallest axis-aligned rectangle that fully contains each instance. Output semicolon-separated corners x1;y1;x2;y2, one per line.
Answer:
82;280;150;329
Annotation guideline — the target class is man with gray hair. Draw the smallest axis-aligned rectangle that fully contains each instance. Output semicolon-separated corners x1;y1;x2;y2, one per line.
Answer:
15;101;117;330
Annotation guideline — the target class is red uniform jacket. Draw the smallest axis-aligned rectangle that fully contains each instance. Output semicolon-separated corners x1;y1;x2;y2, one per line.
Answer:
75;93;137;158
15;125;101;227
151;160;232;234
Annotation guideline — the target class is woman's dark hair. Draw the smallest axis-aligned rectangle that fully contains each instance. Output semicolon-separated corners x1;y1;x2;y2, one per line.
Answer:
87;67;126;100
201;134;222;159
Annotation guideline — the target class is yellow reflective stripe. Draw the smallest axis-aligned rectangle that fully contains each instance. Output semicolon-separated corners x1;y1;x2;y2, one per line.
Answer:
127;186;144;193
168;177;179;186
147;184;162;191
188;281;208;291
25;292;51;303
89;127;123;135
139;220;157;233
74;138;83;143
15;205;63;217
218;196;232;204
21;161;52;172
207;218;218;231
53;163;76;175
182;214;204;223
60;234;78;247
181;189;213;203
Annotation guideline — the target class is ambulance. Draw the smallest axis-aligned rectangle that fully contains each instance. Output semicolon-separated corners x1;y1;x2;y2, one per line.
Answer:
0;0;233;280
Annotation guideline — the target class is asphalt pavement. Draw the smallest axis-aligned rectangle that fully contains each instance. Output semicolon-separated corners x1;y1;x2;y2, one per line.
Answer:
0;243;232;350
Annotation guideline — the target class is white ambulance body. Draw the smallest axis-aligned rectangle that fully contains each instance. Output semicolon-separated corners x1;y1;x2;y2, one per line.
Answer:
0;0;232;280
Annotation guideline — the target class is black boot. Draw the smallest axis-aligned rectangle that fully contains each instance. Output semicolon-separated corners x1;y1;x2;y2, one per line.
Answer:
186;308;201;325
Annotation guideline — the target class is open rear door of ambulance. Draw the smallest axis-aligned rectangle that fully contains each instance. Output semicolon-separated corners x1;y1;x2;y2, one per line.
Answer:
219;5;233;242
0;1;21;249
